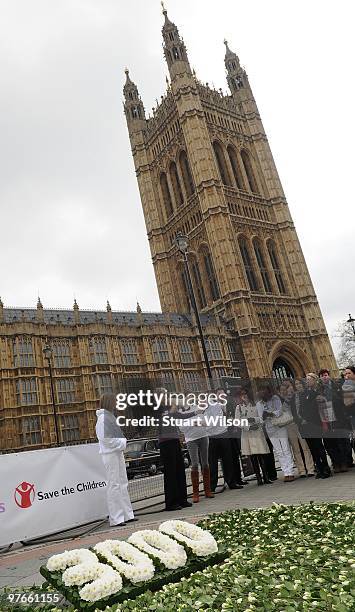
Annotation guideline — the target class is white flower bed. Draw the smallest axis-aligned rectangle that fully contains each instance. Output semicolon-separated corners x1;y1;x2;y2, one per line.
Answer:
45;520;217;603
127;529;187;569
46;548;122;602
94;540;155;583
159;520;218;556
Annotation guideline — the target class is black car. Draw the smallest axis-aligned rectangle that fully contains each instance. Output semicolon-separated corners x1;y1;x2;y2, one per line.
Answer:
124;438;190;479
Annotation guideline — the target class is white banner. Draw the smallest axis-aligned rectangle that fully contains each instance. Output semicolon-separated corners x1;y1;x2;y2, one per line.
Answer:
0;444;109;547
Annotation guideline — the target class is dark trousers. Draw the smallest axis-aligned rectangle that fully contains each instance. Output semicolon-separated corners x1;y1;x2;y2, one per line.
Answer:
264;437;277;479
323;437;349;468
229;436;243;483
250;454;269;483
305;438;329;474
159;439;187;509
209;436;236;491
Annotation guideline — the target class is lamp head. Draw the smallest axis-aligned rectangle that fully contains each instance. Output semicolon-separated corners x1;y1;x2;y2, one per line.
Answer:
176;232;189;254
43;345;52;360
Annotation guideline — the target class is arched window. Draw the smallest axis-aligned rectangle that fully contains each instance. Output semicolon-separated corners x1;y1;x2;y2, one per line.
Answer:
272;358;294;382
160;173;174;218
240;149;259;193
169;161;184;207
253;239;272;293
203;250;220;301
267;241;286;294
179;151;194;197
227;145;244;189
191;260;207;309
213;141;231;186
239;238;258;291
172;47;180;60
131;106;141;119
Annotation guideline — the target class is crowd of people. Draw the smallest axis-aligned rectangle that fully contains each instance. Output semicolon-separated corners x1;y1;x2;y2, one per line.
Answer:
94;366;355;525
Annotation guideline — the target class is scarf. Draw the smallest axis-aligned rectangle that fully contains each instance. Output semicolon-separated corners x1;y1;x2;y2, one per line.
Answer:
99;409;124;439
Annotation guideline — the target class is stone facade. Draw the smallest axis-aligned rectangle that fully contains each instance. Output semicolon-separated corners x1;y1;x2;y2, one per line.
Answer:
0;300;244;451
123;7;336;381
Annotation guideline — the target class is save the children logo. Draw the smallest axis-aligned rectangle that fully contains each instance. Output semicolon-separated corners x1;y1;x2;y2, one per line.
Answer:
14;482;35;508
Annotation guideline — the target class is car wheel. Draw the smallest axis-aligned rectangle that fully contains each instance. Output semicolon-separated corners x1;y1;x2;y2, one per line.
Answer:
149;464;158;476
183;455;190;468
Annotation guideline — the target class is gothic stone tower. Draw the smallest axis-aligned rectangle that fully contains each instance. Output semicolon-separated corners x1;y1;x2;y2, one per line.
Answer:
124;7;337;378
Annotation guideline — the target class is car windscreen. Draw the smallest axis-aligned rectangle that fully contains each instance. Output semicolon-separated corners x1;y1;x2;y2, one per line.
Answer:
125;442;144;452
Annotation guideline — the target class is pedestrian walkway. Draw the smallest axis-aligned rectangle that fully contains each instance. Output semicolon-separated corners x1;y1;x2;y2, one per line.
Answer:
0;471;354;589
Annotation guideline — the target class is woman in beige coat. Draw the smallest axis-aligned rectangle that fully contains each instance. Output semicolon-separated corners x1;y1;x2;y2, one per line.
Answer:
235;389;272;485
279;380;315;477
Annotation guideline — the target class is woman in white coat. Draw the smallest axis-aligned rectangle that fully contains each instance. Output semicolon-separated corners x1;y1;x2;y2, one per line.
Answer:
256;384;295;482
235;388;272;485
95;393;136;527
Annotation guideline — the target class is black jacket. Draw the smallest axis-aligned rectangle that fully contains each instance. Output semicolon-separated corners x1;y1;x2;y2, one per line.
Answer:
298;388;323;437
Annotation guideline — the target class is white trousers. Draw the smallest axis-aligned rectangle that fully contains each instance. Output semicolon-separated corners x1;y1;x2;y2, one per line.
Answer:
101;451;134;526
269;435;294;477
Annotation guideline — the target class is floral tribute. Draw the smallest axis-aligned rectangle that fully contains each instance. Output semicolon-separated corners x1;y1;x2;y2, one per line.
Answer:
40;520;224;610
159;519;218;557
109;502;355;612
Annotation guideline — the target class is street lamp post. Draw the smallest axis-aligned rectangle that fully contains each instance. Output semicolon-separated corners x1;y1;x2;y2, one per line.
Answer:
43;345;60;446
176;232;213;381
347;314;355;336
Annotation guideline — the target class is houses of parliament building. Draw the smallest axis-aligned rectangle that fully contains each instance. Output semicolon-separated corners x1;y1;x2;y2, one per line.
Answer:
0;8;336;452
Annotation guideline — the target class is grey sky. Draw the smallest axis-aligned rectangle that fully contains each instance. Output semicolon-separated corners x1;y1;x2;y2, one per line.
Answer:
0;0;354;349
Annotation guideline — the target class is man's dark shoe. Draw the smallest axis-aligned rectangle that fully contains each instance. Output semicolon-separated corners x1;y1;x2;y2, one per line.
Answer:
166;504;182;511
229;484;243;490
181;501;193;508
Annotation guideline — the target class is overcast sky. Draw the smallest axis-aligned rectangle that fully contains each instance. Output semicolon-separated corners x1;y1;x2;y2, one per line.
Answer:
1;0;354;349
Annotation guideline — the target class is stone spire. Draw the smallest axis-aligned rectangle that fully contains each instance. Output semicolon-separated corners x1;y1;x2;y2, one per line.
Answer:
224;39;247;94
162;4;191;80
136;301;142;314
0;297;3;322
36;296;44;322
123;68;146;135
106;300;112;323
73;298;80;324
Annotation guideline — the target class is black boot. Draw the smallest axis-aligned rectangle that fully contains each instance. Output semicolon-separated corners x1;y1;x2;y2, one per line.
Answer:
260;455;273;484
251;455;263;486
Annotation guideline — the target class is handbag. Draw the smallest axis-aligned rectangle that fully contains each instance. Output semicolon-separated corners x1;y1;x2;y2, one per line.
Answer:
270;411;293;427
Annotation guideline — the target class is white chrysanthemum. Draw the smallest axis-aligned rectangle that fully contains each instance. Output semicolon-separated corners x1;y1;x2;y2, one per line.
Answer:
159;520;218;556
94;540;155;583
46;547;122;603
46;549;97;572
128;529;187;569
78;564;122;602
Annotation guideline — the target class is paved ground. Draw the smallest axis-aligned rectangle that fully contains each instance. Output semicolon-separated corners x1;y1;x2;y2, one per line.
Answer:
1;470;354;590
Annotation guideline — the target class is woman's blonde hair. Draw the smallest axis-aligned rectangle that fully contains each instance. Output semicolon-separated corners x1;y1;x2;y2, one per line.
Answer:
99;393;116;413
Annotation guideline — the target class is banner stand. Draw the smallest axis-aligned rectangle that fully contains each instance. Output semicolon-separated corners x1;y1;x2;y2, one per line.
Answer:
20;517;108;546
